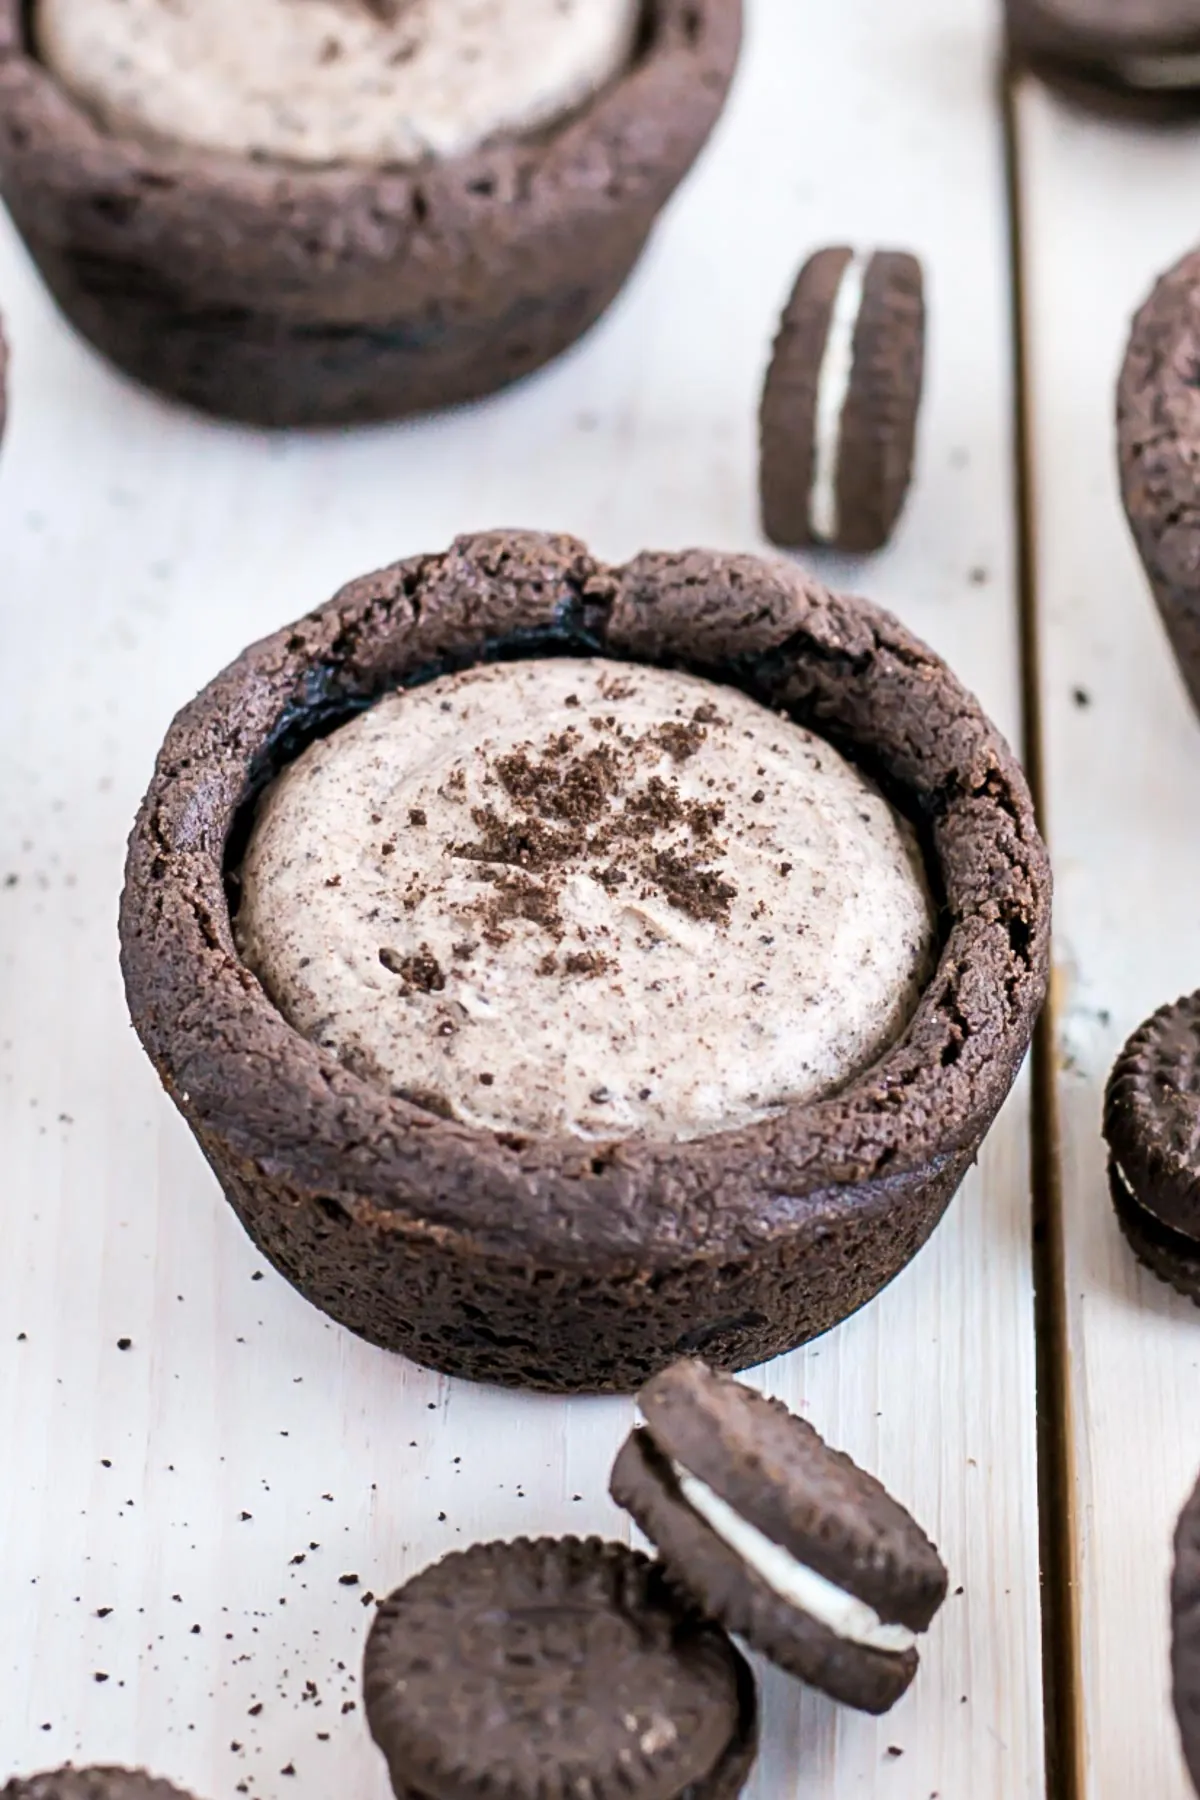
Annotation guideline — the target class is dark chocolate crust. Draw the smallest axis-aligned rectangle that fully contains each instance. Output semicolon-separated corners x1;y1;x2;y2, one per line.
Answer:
363;1537;758;1800
632;1360;947;1632
1105;993;1200;1241
611;1430;917;1714
119;529;1051;1393
1119;254;1200;717
759;249;925;555
1175;1473;1200;1795
2;1774;197;1800
0;1;741;427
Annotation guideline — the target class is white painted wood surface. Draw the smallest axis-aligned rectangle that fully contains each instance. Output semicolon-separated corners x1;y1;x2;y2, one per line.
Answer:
1016;78;1200;1800
0;5;1045;1798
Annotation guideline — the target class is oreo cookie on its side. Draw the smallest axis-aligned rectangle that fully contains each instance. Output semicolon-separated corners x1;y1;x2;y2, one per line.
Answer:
2;1775;199;1800
1104;992;1200;1303
759;247;925;556
363;1536;758;1800
1007;0;1200;115
1175;1472;1200;1795
611;1359;947;1714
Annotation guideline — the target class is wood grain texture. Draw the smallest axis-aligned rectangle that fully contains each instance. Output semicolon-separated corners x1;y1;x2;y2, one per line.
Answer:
0;4;1043;1797
1015;75;1200;1800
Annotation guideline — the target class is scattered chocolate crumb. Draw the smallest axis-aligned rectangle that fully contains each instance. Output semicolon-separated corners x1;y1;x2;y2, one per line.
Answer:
93;1672;109;1683
563;949;611;979
649;849;737;925
338;1573;359;1587
652;719;707;762
379;944;445;993
96;1607;112;1618
116;1338;132;1351
248;1703;263;1717
408;808;427;827
479;1073;495;1087
323;875;341;889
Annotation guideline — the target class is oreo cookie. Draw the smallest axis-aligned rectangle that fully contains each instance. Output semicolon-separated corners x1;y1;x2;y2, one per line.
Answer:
2;1776;198;1800
611;1359;948;1714
1104;992;1200;1302
759;247;925;555
1008;0;1200;114
1175;1472;1200;1795
363;1536;758;1800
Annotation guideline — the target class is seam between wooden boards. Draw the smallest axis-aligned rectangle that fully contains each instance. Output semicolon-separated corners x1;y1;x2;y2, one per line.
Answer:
1001;57;1086;1800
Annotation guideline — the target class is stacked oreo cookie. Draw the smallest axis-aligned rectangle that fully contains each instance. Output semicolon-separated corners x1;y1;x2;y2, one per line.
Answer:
362;1360;948;1799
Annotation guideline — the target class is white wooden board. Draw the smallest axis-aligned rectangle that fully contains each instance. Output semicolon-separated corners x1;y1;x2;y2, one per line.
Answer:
0;6;1044;1797
1015;75;1200;1800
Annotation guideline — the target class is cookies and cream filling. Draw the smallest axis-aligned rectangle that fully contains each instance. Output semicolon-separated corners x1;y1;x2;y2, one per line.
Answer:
808;252;870;546
36;0;641;168
236;657;935;1143
671;1462;918;1655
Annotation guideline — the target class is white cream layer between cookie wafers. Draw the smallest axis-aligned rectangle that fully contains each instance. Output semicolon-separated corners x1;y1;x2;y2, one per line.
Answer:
36;0;641;167
236;657;936;1143
671;1462;918;1654
809;250;870;545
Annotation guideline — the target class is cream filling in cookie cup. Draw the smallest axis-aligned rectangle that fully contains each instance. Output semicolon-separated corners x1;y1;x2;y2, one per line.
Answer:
672;1461;918;1655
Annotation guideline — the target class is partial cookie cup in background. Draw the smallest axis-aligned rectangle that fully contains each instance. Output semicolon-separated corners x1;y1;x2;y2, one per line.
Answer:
118;530;1051;1394
0;0;741;427
1119;249;1200;721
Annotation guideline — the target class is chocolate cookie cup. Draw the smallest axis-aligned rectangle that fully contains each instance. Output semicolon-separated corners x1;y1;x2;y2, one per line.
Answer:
119;530;1051;1393
0;1;741;428
1104;992;1200;1302
1119;252;1200;719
